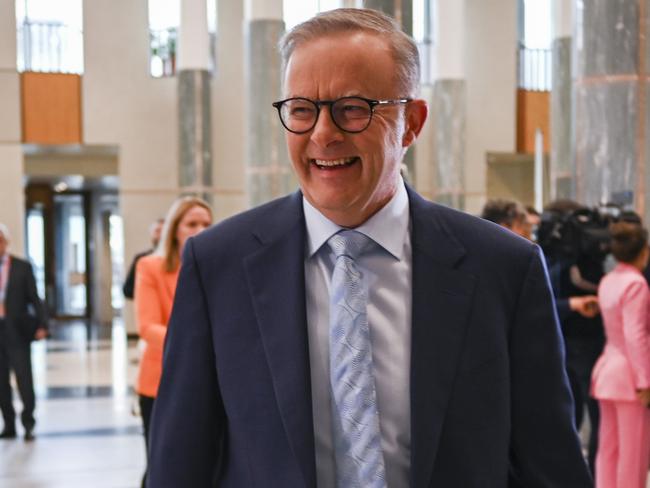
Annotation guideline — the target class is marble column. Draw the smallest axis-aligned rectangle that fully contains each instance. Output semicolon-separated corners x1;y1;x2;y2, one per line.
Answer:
244;0;292;206
430;0;466;210
550;0;574;200
178;0;213;202
464;0;518;214
574;0;649;220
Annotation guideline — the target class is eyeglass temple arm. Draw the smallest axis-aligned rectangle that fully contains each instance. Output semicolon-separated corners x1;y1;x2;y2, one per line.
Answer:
374;98;412;106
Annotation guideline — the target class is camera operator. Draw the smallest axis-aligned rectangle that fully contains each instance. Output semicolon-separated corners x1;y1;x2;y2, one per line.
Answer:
541;199;606;474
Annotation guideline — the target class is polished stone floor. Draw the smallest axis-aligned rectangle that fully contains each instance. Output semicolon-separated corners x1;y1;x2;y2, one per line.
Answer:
0;320;145;488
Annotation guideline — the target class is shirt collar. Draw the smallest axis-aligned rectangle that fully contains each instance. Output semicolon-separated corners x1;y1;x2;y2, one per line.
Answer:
303;177;410;260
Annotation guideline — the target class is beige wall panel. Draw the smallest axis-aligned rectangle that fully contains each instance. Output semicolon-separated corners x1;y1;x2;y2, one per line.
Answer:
0;0;22;254
464;194;486;216
0;72;20;142
83;0;177;191
0;0;16;69
23;145;118;178
21;73;82;144
212;0;246;196
464;0;517;214
211;192;248;222
83;0;179;330
0;144;25;256
486;152;550;207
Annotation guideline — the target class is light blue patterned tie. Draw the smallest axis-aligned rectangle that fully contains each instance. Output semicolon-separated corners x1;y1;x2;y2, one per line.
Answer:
328;230;386;488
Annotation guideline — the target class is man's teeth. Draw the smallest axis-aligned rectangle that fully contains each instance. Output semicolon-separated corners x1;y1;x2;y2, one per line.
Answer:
313;158;356;167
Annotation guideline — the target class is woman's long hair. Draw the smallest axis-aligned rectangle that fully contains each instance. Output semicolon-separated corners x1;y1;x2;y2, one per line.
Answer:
156;196;212;272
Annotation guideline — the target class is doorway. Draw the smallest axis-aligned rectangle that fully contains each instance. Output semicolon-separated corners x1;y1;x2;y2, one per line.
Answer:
25;182;122;324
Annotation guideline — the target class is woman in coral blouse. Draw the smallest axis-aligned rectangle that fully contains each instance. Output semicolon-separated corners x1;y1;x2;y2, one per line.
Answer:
591;221;650;488
134;196;212;487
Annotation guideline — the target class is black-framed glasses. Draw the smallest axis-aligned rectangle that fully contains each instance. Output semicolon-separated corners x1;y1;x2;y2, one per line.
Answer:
272;96;411;134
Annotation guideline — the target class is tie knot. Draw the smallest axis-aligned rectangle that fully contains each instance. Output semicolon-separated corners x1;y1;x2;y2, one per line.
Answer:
327;230;373;260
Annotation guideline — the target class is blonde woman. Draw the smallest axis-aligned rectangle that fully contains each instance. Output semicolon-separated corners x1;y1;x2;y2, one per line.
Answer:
134;196;212;487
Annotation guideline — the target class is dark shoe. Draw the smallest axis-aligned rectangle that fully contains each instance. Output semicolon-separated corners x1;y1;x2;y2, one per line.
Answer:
24;428;35;441
0;429;17;439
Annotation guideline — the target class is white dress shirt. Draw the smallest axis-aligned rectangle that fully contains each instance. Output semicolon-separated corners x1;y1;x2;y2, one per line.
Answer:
303;178;412;488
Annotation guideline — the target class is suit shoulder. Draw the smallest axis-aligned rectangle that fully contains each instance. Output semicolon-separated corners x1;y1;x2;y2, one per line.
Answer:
9;255;31;270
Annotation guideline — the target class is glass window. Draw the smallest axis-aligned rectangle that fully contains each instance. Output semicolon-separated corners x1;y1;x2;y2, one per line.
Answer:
523;0;552;49
109;213;124;311
26;206;46;299
148;0;218;78
16;0;84;73
53;193;87;317
518;0;552;91
149;0;179;78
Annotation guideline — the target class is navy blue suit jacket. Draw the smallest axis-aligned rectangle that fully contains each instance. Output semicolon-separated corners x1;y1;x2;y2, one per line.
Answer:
147;188;592;487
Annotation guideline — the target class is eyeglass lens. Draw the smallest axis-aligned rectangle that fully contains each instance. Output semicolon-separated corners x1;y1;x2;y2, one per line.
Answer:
280;97;372;133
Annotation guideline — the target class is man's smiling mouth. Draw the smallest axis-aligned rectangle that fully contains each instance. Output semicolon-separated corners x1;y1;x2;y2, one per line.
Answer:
311;157;360;169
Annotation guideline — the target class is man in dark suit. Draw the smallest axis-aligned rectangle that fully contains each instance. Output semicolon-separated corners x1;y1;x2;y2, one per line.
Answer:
481;198;531;239
147;8;591;487
0;223;47;441
122;218;164;300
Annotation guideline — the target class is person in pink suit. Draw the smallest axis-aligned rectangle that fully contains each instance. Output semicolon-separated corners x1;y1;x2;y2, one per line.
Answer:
591;221;650;488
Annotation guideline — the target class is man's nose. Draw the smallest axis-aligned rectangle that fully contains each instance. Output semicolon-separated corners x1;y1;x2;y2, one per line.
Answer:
309;106;345;147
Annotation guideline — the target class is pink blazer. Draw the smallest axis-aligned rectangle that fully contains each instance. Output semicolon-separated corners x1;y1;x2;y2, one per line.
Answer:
591;263;650;401
134;254;180;398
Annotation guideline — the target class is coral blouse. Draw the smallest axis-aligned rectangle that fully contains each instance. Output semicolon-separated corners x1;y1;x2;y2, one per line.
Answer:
134;254;180;398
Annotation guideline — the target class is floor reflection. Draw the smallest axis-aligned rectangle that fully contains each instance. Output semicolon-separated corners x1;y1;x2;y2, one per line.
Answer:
0;319;144;488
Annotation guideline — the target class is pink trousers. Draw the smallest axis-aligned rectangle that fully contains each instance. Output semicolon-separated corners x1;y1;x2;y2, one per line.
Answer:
595;400;650;488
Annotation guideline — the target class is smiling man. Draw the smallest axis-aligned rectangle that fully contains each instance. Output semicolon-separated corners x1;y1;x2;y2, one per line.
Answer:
147;8;591;488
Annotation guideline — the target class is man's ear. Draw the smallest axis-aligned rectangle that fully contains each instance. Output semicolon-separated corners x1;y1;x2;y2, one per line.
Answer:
402;99;428;148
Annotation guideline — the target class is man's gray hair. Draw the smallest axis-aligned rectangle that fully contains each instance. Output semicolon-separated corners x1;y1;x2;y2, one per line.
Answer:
279;8;421;97
0;223;10;240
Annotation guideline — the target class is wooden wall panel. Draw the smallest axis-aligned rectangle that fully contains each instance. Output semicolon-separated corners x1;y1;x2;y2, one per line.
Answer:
516;89;550;154
21;72;82;144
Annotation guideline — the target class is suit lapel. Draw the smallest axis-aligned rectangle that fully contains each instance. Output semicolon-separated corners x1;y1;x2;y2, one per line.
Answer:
4;255;17;305
407;189;477;488
6;255;15;282
243;193;316;488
